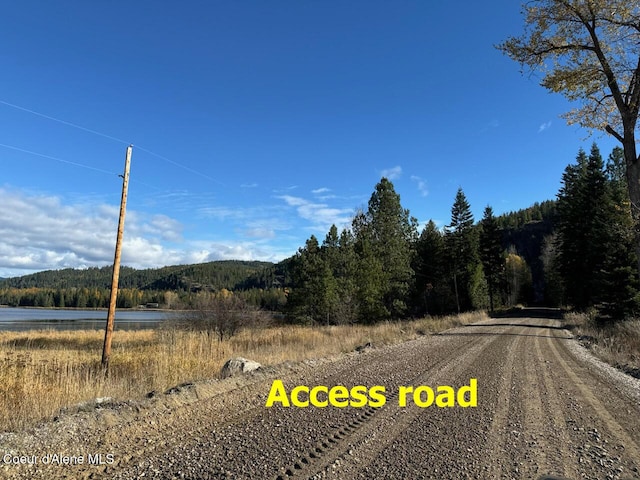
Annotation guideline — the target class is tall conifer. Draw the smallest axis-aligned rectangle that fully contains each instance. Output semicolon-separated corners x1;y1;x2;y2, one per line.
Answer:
480;206;505;311
445;188;482;312
353;178;417;320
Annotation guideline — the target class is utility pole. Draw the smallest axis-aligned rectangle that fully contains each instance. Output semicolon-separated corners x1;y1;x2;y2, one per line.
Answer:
102;145;133;371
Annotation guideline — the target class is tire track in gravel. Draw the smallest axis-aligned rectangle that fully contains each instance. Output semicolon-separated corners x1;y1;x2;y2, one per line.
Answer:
296;317;640;480
277;328;501;480
545;329;640;477
324;322;530;480
531;322;579;480
108;333;484;480
4;313;640;480
1;335;476;480
484;324;527;479
521;327;549;478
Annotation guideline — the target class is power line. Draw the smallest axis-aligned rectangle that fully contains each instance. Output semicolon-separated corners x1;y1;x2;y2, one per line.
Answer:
135;146;223;185
0;141;161;191
0;99;224;186
0;142;118;176
0;100;130;145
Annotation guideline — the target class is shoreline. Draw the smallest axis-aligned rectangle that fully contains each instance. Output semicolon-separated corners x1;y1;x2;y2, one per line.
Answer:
0;305;170;312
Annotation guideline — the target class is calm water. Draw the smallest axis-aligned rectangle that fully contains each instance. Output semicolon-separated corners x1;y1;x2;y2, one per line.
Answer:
0;307;173;331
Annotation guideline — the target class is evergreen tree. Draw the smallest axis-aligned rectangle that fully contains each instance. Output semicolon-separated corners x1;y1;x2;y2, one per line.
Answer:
556;144;639;315
353;218;388;322
352;178;418;320
318;225;342;324
600;147;639;317
444;188;483;312
556;147;591;308
414;220;449;315
333;228;359;324
479;206;505;311
540;233;564;307
286;235;335;323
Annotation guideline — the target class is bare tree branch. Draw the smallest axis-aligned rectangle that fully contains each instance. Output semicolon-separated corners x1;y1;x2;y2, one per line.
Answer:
606;124;624;142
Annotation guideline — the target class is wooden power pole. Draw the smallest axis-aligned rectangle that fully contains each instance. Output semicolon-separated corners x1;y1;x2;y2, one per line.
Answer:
102;145;133;370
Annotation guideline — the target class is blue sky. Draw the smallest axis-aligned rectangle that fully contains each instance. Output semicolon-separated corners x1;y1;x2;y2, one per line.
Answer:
0;1;620;278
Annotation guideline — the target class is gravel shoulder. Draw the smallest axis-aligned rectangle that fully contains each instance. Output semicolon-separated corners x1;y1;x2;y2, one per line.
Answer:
1;315;639;480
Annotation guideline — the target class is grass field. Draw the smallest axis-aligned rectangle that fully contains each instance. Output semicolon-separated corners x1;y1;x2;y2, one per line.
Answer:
563;311;640;378
0;312;483;433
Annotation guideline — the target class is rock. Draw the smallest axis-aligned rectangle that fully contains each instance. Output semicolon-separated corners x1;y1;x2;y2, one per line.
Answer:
164;382;195;395
73;397;114;412
220;357;261;378
355;342;372;353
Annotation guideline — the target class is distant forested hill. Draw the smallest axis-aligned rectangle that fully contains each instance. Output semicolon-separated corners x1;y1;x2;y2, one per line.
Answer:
496;200;557;302
0;260;274;292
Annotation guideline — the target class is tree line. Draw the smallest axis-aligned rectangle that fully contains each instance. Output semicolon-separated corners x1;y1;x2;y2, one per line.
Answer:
3;143;637;322
283;178;534;324
0;285;287;311
283;144;638;324
544;145;638;318
0;287;162;309
0;260;272;292
0;260;286;310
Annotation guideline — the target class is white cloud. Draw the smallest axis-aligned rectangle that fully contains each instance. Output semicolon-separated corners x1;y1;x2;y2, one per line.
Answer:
411;175;429;197
312;187;337;200
0;188;290;277
187;241;284;263
477;119;500;134
141;190;218;213
538;121;552;133
277;195;352;231
132;213;184;242
198;205;248;220
380;165;402;180
244;227;276;239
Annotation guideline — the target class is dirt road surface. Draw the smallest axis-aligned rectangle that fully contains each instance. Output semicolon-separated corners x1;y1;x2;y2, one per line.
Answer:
2;312;639;479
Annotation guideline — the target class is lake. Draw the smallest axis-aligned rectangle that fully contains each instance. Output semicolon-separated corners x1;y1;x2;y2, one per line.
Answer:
0;307;174;331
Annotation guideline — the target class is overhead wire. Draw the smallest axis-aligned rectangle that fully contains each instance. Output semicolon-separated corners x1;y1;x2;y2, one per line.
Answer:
0;141;164;192
0;99;224;186
135;146;223;184
0;100;130;145
0;142;118;176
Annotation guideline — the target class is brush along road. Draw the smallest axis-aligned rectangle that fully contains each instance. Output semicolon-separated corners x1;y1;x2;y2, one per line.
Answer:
2;311;640;479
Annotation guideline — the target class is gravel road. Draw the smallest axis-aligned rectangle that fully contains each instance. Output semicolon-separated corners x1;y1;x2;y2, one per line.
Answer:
2;312;639;479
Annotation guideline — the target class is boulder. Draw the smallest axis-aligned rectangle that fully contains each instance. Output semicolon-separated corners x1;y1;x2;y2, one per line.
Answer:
220;357;261;379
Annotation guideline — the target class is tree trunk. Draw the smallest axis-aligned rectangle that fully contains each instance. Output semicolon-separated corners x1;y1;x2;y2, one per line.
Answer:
488;282;495;313
453;272;460;314
622;138;640;277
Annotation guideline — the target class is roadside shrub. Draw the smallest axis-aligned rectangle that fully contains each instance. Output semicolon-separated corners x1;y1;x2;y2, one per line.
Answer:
168;292;270;341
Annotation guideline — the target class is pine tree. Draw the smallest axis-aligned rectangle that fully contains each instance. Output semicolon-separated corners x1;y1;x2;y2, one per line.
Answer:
600;147;639;317
352;178;417;320
540;233;564;307
319;225;345;324
353;220;388;322
334;228;359;323
556;144;639;315
286;235;336;323
444;188;482;312
556;148;591;308
414;220;448;315
479;206;505;311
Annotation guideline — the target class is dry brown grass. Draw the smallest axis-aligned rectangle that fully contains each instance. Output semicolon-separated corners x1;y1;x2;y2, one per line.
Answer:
563;311;640;376
0;311;485;433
